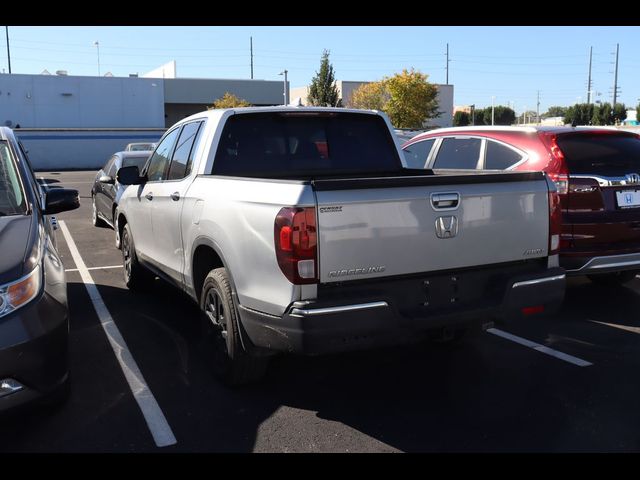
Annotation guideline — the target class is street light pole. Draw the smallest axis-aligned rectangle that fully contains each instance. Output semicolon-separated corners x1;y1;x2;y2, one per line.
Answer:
470;104;475;125
279;69;288;105
93;41;100;76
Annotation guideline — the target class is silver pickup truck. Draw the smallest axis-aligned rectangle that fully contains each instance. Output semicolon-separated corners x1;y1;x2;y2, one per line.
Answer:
115;107;565;385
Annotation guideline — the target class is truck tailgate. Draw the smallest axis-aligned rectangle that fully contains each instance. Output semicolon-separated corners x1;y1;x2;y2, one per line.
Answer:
313;172;550;283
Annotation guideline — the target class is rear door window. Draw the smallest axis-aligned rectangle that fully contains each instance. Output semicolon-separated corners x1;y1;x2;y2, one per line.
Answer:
403;139;435;169
485;140;524;170
557;133;640;176
432;137;482;169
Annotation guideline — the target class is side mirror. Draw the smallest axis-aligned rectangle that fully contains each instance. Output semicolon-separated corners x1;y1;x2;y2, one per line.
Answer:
99;175;115;184
116;165;145;185
44;188;80;214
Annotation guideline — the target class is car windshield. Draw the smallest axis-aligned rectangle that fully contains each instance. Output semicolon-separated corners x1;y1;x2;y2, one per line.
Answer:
122;155;150;170
0;141;27;216
128;143;154;151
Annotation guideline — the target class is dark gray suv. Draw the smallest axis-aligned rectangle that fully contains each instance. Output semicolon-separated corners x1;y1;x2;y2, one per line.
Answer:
0;126;79;412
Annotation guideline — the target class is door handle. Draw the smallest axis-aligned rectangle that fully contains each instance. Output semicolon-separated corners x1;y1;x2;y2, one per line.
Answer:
431;192;460;210
170;192;180;201
145;192;153;201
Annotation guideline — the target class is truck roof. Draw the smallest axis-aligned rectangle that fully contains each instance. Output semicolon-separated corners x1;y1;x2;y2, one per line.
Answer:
179;106;382;125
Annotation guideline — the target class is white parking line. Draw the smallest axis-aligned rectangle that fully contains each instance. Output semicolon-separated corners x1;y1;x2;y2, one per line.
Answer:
65;265;122;273
59;220;177;448
486;328;593;367
589;320;640;335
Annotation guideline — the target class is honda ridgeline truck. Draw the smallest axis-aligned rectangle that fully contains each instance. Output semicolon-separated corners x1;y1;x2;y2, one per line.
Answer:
114;107;566;385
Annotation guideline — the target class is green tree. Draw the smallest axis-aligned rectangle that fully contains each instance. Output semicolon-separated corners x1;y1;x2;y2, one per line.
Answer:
481;105;516;125
453;111;470;126
349;81;387;110
473;109;485;125
564;103;595;126
383;69;440;128
308;49;341;107
613;103;627;124
349;69;440;128
544;106;568;118
209;92;250;109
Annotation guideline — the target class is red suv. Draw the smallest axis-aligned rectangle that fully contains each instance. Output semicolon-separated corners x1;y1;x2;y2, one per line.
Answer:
402;126;640;285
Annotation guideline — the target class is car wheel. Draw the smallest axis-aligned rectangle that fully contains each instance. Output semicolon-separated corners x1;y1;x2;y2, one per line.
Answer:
121;223;153;291
91;196;107;227
200;267;268;386
588;271;639;286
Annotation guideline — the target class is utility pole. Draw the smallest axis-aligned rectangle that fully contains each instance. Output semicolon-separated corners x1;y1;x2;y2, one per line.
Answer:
470;104;475;125
536;90;540;124
613;43;619;106
5;26;11;74
587;46;593;104
445;43;450;85
491;95;495;125
250;36;254;80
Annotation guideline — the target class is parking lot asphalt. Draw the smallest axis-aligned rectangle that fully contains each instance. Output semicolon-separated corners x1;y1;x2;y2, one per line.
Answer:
3;170;640;452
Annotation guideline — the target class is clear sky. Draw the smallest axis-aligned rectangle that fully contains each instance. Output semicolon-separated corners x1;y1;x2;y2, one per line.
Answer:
2;26;638;113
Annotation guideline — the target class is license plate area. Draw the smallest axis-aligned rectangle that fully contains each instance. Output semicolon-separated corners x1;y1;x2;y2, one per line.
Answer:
616;190;640;209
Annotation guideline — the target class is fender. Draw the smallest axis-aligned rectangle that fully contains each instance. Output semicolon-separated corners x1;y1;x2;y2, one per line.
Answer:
190;236;266;355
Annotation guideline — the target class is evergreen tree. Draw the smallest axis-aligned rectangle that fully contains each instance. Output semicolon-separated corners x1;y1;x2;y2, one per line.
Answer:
308;50;341;107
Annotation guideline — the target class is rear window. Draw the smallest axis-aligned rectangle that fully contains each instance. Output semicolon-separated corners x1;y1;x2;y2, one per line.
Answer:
211;112;402;178
557;133;640;176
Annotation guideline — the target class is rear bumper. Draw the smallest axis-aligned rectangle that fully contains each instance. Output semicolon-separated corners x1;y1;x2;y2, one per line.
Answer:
562;252;640;275
240;267;565;355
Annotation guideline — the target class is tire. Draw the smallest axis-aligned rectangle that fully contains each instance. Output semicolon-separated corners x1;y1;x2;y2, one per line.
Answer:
91;196;107;227
121;223;153;291
588;270;639;286
113;208;121;249
200;268;268;386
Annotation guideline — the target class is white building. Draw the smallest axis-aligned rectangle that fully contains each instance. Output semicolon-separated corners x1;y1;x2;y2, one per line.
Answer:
290;80;454;128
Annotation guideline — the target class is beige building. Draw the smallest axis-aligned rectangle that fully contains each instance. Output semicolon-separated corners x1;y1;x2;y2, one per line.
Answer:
290;80;454;128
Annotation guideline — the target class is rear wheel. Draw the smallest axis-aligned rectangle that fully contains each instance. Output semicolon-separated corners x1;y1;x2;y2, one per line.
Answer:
91;196;107;227
200;267;268;386
121;223;153;291
588;271;639;286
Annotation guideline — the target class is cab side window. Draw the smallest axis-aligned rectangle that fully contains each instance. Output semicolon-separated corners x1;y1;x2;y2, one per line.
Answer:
403;139;435;169
484;140;524;170
168;121;204;180
146;128;180;182
432;137;482;169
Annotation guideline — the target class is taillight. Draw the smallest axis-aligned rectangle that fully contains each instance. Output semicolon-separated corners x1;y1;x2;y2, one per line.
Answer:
539;133;569;195
547;177;562;254
274;207;318;284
